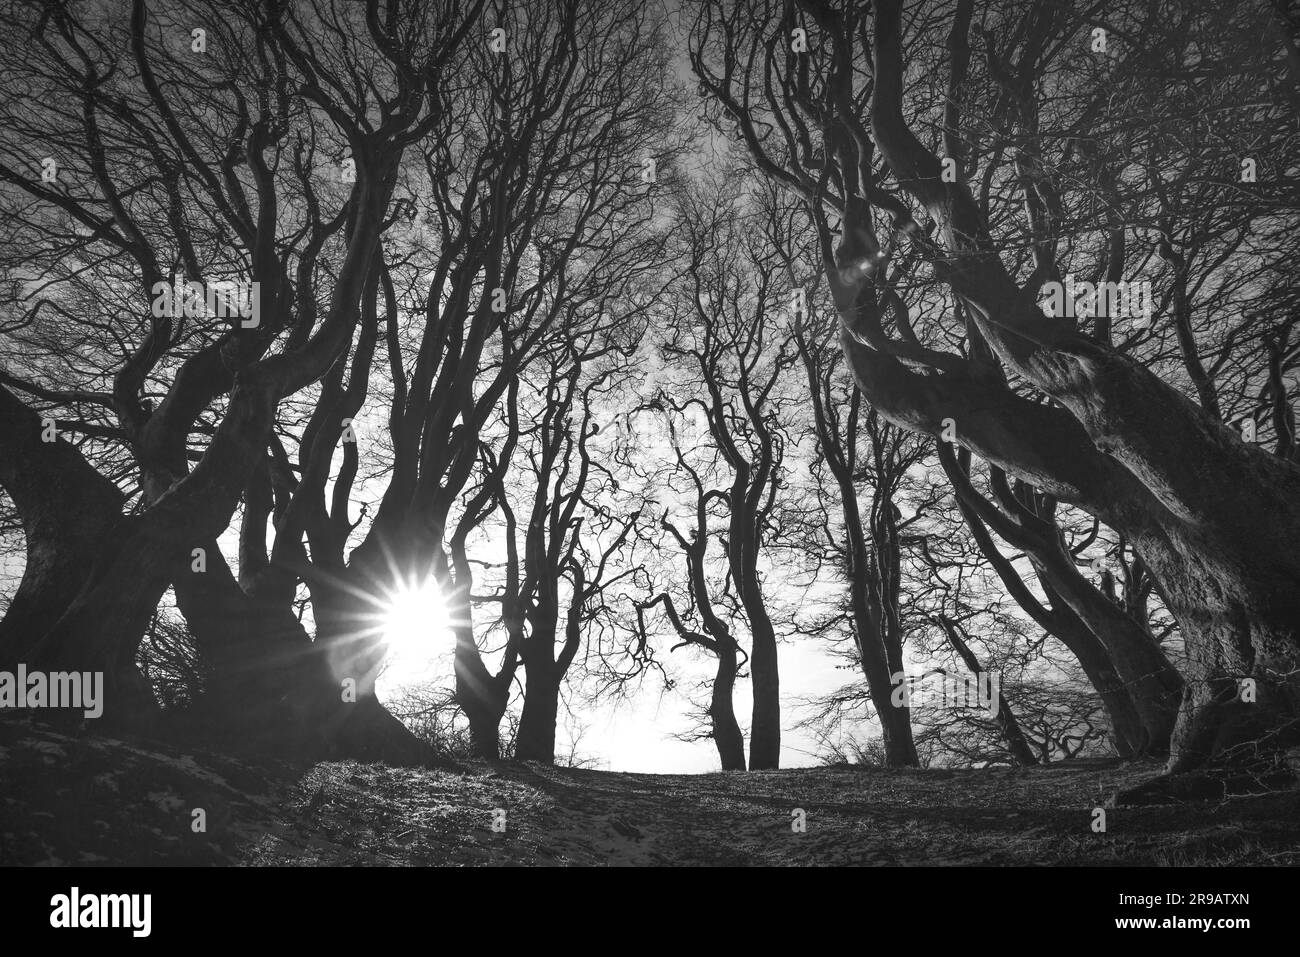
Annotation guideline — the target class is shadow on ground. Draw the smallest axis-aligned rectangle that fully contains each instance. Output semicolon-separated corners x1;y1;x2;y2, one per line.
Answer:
2;716;1297;866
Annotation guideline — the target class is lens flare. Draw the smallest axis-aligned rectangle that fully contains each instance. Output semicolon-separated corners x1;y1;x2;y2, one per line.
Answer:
375;578;453;693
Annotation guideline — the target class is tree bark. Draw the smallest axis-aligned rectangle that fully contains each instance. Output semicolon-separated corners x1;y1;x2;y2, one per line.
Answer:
729;464;781;770
452;608;513;761
711;638;747;771
795;337;919;767
1029;554;1181;754
0;385;125;667
515;662;561;763
743;600;781;770
939;447;1183;754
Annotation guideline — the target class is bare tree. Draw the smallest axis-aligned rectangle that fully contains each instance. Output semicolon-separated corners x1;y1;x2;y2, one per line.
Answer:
691;0;1300;775
0;0;480;740
786;245;928;766
635;176;797;770
482;336;643;762
938;445;1183;756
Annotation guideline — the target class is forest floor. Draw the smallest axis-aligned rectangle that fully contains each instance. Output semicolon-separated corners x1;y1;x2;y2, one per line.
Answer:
2;715;1298;866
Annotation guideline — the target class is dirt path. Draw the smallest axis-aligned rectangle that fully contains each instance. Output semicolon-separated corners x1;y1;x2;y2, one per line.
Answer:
251;758;1300;866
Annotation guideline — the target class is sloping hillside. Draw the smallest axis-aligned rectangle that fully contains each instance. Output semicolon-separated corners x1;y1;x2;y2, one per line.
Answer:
2;716;1297;866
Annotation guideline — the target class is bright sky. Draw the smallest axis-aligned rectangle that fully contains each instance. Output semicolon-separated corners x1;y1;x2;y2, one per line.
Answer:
373;606;857;773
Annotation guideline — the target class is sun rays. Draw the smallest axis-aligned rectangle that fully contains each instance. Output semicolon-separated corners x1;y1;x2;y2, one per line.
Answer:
380;578;452;660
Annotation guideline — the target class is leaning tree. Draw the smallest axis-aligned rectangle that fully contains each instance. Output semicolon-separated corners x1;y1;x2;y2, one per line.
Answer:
691;0;1300;775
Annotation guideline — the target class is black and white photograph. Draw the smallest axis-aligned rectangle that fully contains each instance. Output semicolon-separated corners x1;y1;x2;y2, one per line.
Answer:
0;0;1294;932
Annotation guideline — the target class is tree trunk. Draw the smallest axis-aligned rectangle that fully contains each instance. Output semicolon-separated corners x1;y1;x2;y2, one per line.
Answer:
804;371;919;767
0;385;125;667
1030;555;1182;754
939;450;1159;757
849;578;918;767
22;513;177;731
453;623;511;760
1130;528;1300;773
745;606;781;770
1049;613;1146;758
864;0;1300;771
940;617;1039;766
305;573;443;766
515;664;561;763
12;372;288;732
171;544;321;752
730;469;781;770
711;641;747;771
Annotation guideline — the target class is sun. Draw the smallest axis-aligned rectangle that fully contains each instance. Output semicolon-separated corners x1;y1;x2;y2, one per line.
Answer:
376;578;454;692
381;581;447;651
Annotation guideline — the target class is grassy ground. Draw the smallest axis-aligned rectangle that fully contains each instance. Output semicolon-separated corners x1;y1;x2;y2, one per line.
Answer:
2;716;1297;866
